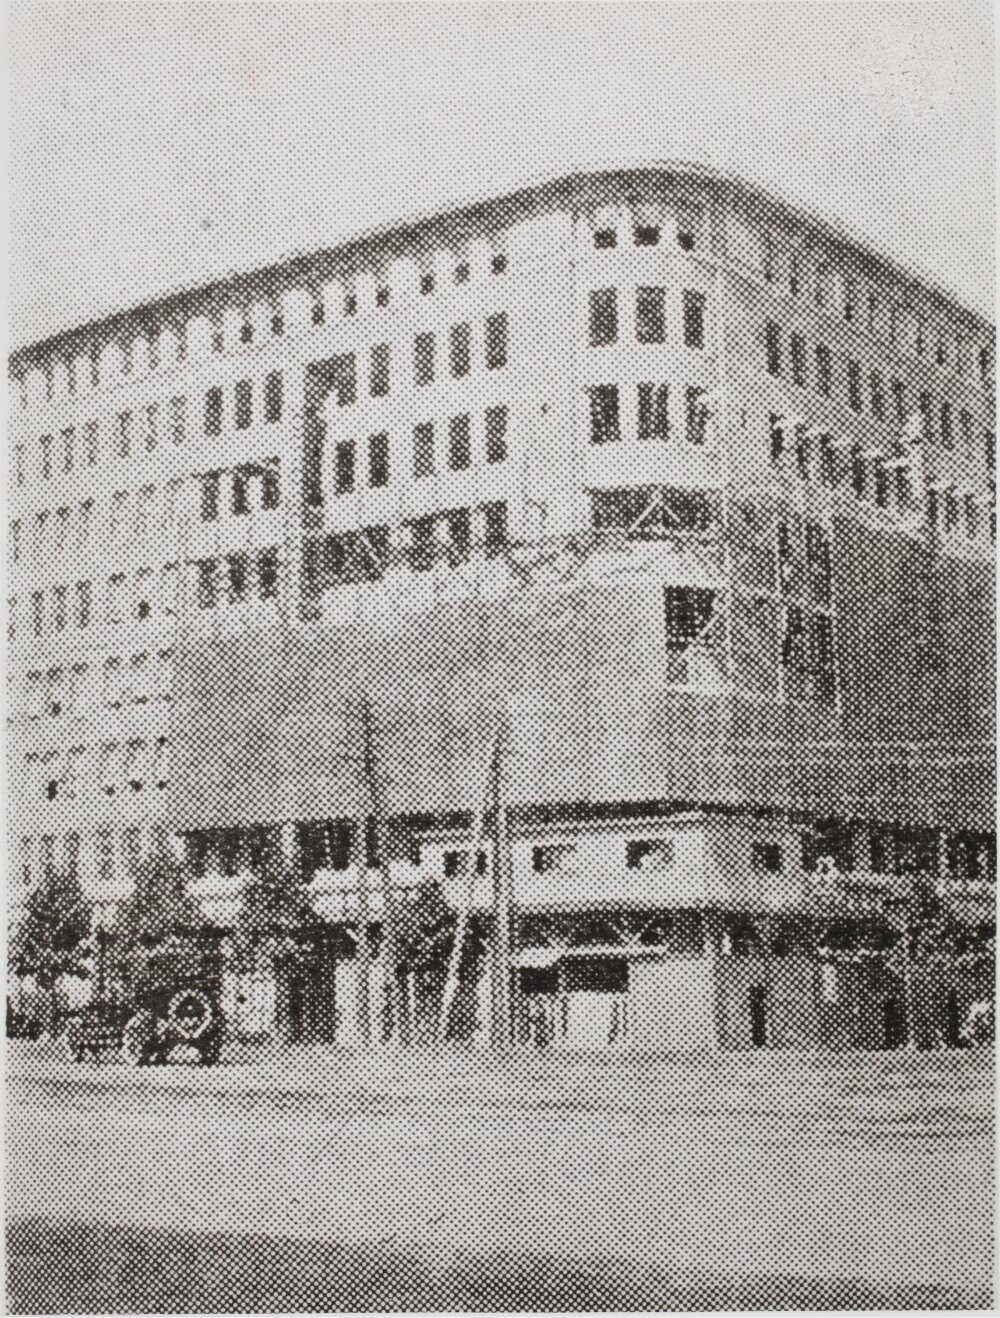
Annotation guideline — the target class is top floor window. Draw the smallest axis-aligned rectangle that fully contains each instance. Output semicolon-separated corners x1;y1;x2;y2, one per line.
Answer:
264;371;283;423
634;225;660;247
234;380;252;430
369;345;389;398
589;289;618;347
682;290;706;350
791;333;808;386
846;361;863;413
204;387;222;436
815;344;832;397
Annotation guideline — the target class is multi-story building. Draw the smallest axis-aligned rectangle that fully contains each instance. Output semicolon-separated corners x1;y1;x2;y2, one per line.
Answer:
7;163;996;1052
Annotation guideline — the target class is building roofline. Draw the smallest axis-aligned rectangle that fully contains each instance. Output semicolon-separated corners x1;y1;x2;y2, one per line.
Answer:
9;159;994;375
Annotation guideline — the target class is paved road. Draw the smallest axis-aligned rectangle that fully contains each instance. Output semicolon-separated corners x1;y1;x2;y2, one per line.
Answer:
6;1046;994;1311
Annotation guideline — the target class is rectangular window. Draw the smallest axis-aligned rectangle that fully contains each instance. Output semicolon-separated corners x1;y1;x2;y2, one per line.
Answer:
851;444;866;497
116;414;132;458
589;289;618;347
919;391;934;441
204;387;222;436
486;312;507;368
485;406;508;464
261;466;280;510
200;472;220;522
847;360;863;413
964;494;978;538
790;333;807;386
448;414;471;470
169;397;185;444
664;586;715;650
334;441;355;495
939;400;953;448
636;286;665;344
258;547;279;599
31;591;44;636
769;412;785;463
637;384;670;441
751;842;783;873
450;323;471;378
869;371;885;421
685;386;708;444
75;581;91;628
483;501;508;557
874;458;889;508
368;432;389;488
264;371;283;422
234;379;252;430
682;290;706;350
594;228;616;249
61;427;75;472
52;586;67;633
815;344;832;397
414;332;435;386
446;507;471;560
765;321;781;375
226;554;248;603
959;408;973;448
369;345;389;398
144;404;158;450
588;385;620;444
413;422;434;477
891;379;906;424
196;560;217;610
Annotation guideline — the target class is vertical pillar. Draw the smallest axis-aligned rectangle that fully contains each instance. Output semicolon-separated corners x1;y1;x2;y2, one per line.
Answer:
490;721;514;1052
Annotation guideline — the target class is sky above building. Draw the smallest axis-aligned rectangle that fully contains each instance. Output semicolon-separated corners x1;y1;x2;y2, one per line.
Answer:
9;0;995;347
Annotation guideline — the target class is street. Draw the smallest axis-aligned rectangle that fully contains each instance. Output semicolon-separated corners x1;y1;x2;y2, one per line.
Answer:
6;1044;994;1311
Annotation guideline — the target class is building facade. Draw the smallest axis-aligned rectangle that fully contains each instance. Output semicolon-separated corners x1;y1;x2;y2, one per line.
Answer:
8;164;996;1051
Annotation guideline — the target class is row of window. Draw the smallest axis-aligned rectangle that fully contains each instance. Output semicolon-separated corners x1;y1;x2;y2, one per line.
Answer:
304;502;509;592
588;286;706;349
15;651;174;719
587;382;711;445
16;373;284;487
330;406;509;495
9;548;281;637
760;235;994;387
26;737;171;802
769;413;995;541
765;320;994;468
11;463;282;565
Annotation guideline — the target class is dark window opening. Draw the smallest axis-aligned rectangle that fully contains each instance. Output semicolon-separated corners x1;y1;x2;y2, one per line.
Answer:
368;432;389;488
892;379;906;424
637;383;669;441
311;303;325;325
869;371;886;421
240;324;253;344
851;444;866;497
486;405;508;464
454;263;469;284
589;289;618;346
344;294;357;316
686;386;709;444
420;273;435;294
227;554;248;602
677;231;695;251
765;321;781;376
664;586;715;651
271;315;284;336
414;422;434;477
483;502;508;557
940;400;954;448
204;387;222;437
588;385;620;444
634;225;660;246
491;253;507;274
369;343;390;397
258;547;279;599
375;287;389;307
415;332;435;386
264;371;283;423
234;379;252;430
448;414;471;470
636;286;665;343
334;441;355;495
486;312;507;369
919;391;934;441
450;323;471;377
196;560;217;610
200;472;220;522
683;290;706;350
563;957;628;993
594;229;616;249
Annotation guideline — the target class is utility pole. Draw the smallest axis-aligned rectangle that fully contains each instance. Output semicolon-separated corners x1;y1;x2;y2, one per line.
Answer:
361;696;402;1046
489;718;514;1052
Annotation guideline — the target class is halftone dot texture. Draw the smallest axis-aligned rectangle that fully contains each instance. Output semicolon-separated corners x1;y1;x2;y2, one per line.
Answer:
6;2;995;1312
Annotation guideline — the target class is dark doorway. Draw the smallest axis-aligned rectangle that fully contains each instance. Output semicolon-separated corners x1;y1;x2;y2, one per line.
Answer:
749;986;768;1048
